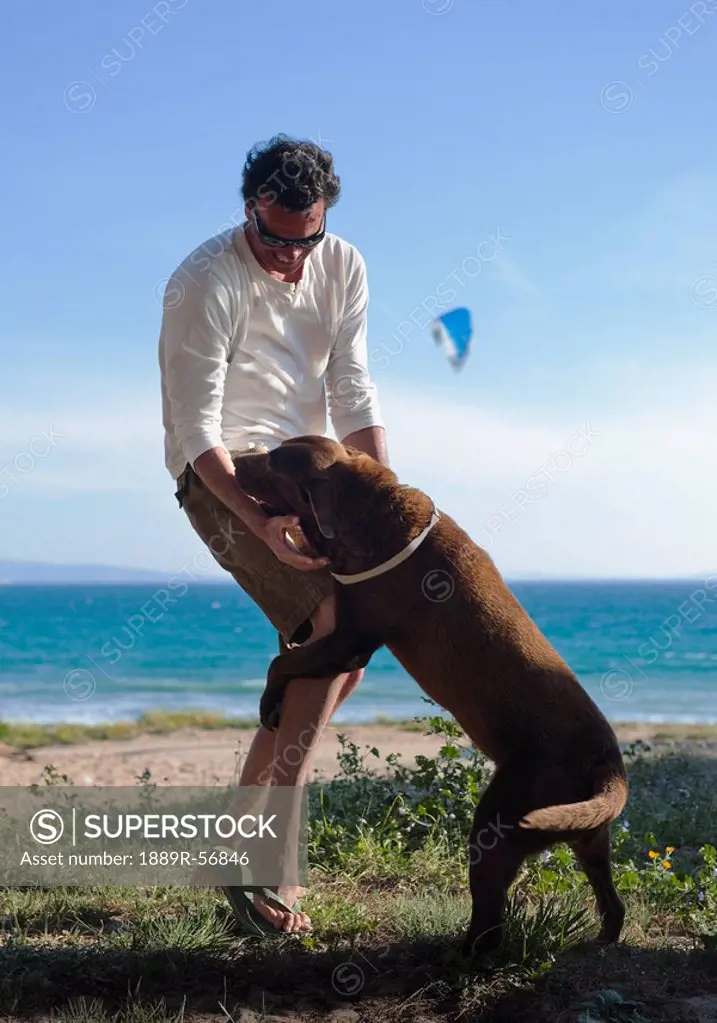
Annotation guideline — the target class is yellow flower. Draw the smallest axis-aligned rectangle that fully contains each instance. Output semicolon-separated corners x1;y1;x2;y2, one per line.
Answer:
666;846;675;854
663;860;672;869
648;850;659;860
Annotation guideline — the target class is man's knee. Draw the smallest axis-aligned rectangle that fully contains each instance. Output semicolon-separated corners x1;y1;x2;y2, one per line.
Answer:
284;592;335;647
306;593;336;642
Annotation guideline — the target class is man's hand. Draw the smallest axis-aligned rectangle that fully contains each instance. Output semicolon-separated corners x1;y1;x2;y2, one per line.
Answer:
253;514;331;571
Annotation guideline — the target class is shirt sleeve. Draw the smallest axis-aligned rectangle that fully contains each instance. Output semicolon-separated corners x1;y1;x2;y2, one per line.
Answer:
159;268;233;467
326;249;384;439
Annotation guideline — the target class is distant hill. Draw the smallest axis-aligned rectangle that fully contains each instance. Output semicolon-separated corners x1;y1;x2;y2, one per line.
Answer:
0;559;711;586
0;560;225;584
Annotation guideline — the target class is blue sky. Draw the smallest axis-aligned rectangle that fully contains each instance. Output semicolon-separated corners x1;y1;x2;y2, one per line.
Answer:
2;0;716;579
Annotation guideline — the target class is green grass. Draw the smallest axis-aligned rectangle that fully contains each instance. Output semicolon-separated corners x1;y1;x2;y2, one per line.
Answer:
0;711;262;749
0;710;434;749
1;713;717;1022
2;711;717;751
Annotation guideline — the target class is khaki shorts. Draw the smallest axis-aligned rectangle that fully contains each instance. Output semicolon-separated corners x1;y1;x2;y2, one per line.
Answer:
175;458;334;645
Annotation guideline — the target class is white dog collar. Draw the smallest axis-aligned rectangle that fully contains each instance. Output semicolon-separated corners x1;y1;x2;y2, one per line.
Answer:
329;507;441;584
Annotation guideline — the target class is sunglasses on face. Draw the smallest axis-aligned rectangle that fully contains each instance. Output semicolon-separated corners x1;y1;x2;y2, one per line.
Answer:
250;209;326;249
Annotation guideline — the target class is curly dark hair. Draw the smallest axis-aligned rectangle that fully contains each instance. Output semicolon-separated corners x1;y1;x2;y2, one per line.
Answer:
241;134;341;212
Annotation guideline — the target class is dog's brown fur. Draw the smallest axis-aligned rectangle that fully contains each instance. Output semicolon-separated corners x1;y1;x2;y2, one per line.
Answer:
233;436;628;956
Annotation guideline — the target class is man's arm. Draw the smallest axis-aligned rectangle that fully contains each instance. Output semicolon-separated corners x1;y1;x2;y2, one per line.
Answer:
160;269;328;570
326;249;389;466
192;446;267;533
342;426;389;466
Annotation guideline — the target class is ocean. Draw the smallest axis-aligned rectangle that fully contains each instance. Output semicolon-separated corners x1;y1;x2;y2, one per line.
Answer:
0;581;716;726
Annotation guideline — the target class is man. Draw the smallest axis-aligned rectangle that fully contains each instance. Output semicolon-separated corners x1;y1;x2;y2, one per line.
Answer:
158;135;389;935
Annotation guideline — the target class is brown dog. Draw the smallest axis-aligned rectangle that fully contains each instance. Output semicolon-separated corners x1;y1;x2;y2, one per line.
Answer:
233;436;628;956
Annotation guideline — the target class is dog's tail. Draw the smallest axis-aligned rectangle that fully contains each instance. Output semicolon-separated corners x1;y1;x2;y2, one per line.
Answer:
518;772;628;833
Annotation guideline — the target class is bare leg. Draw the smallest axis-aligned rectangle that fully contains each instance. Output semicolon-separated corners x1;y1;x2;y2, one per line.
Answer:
235;594;362;933
238;670;359;787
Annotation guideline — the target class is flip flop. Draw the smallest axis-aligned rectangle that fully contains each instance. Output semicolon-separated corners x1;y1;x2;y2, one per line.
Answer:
206;850;306;937
222;883;305;937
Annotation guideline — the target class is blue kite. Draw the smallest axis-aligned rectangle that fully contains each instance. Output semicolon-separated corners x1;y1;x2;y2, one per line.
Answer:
431;307;473;371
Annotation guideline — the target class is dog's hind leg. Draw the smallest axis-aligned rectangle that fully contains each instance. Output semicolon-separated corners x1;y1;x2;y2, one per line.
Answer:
462;768;534;958
570;824;625;943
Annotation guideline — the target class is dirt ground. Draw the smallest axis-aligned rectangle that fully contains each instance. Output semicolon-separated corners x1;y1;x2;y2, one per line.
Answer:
1;720;715;788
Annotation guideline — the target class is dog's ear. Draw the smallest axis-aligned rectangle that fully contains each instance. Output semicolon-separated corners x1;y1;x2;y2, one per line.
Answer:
306;477;335;539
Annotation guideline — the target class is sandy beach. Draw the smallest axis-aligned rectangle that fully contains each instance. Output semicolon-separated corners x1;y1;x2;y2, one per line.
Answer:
1;720;716;788
0;723;446;787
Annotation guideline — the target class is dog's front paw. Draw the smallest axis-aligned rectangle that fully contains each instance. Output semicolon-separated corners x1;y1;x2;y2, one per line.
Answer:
259;688;283;731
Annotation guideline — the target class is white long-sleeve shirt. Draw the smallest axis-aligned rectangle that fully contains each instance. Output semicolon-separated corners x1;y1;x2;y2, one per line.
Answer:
158;223;384;480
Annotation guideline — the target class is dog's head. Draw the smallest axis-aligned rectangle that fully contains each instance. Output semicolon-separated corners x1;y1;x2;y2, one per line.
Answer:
233;436;399;563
